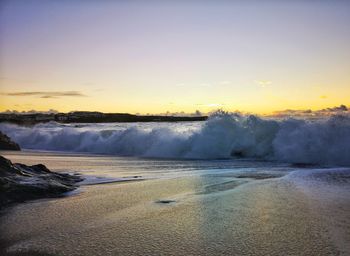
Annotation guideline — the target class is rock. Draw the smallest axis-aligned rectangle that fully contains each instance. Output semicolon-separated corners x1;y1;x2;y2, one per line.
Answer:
0;131;20;151
155;199;176;204
0;155;82;209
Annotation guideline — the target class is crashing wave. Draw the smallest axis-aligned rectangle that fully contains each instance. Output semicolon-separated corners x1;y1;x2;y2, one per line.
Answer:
1;111;350;166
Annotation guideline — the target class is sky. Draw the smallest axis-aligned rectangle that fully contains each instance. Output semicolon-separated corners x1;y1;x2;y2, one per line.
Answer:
0;0;349;114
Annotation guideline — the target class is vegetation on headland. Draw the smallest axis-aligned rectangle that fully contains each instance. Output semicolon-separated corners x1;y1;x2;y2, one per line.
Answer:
0;111;207;124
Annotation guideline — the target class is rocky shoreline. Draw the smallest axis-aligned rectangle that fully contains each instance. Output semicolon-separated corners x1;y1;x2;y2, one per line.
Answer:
0;155;82;210
0;132;20;151
0;131;82;210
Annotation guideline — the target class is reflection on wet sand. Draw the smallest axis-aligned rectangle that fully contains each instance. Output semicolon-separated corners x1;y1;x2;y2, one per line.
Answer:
0;175;343;255
0;152;348;256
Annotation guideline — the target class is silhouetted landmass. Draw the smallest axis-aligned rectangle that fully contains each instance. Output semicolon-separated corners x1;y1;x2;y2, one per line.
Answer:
0;111;207;124
0;132;20;151
0;155;82;209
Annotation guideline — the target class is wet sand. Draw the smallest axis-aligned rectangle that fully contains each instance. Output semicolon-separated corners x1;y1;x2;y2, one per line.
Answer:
0;152;349;255
1;174;349;255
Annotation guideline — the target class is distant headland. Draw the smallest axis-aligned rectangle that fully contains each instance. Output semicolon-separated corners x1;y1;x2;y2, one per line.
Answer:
0;111;208;124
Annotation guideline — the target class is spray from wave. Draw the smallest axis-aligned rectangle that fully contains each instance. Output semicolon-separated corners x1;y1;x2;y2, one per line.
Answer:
1;111;350;166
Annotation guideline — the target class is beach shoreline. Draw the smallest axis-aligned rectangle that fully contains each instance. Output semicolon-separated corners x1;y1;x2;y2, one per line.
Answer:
0;151;349;255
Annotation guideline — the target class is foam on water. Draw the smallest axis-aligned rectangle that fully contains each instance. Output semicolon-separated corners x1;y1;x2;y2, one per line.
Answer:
1;112;350;166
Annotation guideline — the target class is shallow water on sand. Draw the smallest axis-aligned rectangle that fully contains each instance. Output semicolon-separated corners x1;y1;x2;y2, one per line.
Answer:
0;151;349;255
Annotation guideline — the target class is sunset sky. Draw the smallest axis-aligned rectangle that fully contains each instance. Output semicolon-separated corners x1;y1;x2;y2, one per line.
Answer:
0;0;349;114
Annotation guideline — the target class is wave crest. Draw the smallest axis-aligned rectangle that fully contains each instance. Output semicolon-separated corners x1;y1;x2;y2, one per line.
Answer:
1;112;350;166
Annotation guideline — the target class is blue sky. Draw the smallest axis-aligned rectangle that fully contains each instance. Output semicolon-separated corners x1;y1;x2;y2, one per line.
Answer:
1;0;349;113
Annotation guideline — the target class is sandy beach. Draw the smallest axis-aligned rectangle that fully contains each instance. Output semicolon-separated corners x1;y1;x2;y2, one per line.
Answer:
1;151;349;256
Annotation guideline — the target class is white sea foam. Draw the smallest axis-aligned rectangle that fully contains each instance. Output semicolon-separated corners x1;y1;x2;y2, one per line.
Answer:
1;112;350;165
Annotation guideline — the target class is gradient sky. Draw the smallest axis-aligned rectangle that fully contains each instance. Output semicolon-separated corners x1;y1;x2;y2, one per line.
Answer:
0;0;349;114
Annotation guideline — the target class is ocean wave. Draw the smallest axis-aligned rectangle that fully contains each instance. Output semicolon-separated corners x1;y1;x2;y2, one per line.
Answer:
1;112;350;166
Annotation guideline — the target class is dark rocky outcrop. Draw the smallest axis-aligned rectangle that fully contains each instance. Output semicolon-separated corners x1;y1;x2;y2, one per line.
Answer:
0;111;208;124
0;155;82;209
0;132;20;151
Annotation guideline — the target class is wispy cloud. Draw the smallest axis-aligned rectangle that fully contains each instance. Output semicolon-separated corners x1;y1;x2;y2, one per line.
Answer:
1;91;87;98
321;105;348;112
254;80;272;87
220;81;231;85
269;104;349;118
1;109;59;114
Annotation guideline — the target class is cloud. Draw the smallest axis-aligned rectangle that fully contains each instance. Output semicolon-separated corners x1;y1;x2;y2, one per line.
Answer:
321;104;348;112
270;104;349;118
254;80;272;87
1;91;87;98
1;109;59;114
220;81;231;85
40;95;56;99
